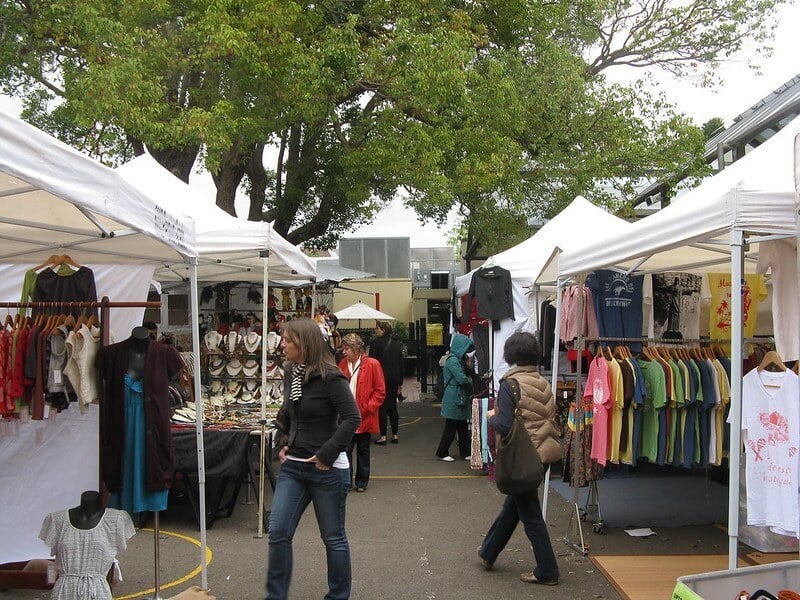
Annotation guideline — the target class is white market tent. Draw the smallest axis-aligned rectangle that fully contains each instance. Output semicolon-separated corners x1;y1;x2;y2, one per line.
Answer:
453;196;633;382
117;153;318;537
557;114;800;569
0;110;212;586
116;154;316;283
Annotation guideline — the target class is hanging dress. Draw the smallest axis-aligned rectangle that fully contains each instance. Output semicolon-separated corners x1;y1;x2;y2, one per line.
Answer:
109;374;169;513
38;508;135;600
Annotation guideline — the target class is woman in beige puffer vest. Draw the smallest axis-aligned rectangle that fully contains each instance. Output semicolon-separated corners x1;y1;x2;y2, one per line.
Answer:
478;331;560;586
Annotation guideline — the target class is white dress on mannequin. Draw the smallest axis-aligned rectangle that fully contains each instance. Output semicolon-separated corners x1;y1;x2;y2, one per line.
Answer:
39;508;135;600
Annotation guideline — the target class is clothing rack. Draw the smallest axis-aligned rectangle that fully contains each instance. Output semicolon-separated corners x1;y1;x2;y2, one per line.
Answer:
0;296;165;594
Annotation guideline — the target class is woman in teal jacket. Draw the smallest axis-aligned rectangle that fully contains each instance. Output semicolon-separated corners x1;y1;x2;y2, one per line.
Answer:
435;333;475;461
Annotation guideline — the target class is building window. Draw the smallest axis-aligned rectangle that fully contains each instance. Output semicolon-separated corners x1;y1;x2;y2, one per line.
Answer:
430;272;449;289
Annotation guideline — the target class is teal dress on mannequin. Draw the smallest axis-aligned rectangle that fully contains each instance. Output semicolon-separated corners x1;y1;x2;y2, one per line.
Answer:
109;374;169;513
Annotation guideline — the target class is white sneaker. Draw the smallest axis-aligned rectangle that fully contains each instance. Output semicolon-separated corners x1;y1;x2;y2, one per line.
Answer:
439;456;455;462
464;456;471;461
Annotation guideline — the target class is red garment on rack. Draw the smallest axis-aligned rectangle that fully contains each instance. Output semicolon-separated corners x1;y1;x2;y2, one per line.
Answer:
0;330;9;416
8;326;28;399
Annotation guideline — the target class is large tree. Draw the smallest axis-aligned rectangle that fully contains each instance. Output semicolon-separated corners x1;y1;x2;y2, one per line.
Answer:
0;0;784;251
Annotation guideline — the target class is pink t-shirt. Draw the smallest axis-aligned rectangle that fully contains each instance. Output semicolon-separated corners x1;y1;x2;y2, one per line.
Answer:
584;356;612;466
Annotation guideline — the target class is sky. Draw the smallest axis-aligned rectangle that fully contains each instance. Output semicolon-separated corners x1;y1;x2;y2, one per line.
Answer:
2;2;799;248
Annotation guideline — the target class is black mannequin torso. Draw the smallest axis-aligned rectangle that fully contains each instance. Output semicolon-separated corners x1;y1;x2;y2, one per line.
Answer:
128;326;150;380
68;490;105;530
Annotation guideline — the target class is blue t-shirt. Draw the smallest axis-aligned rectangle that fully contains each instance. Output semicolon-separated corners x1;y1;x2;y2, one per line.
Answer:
587;270;644;350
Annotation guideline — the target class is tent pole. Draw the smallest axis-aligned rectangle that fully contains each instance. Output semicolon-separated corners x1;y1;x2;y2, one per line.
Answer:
188;259;209;587
728;229;744;570
543;278;565;522
257;245;271;538
794;135;800;561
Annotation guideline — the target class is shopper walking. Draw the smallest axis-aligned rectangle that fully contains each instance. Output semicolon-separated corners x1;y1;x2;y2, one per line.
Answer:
266;318;360;600
338;333;386;491
435;332;475;461
369;322;404;445
478;332;561;586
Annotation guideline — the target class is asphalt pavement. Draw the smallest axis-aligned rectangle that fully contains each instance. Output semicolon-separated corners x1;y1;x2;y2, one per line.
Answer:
4;394;732;599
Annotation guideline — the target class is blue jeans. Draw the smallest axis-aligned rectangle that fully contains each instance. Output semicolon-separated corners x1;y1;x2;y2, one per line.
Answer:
266;460;351;599
479;488;559;581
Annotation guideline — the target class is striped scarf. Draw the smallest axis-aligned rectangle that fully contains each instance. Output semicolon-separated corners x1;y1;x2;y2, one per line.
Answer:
290;363;306;403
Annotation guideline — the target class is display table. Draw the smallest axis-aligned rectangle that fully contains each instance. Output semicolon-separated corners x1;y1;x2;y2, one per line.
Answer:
172;426;254;529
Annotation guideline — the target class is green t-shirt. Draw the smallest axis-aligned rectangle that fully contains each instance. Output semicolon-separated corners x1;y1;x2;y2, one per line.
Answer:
636;359;666;463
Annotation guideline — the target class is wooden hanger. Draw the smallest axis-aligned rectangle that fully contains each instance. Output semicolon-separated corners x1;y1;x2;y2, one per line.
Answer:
757;350;786;373
85;314;97;330
63;314;76;330
31;254;81;273
3;313;13;330
32;254;62;272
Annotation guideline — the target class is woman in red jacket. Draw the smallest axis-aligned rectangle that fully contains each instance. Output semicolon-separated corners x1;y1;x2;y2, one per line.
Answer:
338;333;386;492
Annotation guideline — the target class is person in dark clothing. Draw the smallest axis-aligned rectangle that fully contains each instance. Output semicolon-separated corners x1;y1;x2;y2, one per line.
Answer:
369;322;404;445
142;320;158;341
266;318;361;600
478;332;561;586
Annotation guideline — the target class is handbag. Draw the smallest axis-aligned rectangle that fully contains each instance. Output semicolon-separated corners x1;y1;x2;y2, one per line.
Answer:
494;380;544;496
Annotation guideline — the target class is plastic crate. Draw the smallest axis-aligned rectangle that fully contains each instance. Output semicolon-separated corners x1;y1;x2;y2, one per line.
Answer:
672;560;800;600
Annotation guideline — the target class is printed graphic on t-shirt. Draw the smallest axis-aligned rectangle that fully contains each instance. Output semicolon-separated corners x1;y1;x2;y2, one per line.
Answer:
652;273;701;339
704;274;767;340
602;273;635;308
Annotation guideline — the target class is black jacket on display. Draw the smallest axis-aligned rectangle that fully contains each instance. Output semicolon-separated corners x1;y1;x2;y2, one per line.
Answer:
468;265;514;321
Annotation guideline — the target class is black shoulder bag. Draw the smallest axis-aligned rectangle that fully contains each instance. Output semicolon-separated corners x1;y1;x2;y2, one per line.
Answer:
494;379;544;496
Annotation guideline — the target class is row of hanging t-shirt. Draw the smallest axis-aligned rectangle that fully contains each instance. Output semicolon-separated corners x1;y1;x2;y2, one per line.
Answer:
540;270;774;364
562;344;733;486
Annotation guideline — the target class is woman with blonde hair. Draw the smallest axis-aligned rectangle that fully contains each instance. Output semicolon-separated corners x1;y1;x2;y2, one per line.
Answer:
266;318;360;600
338;333;386;492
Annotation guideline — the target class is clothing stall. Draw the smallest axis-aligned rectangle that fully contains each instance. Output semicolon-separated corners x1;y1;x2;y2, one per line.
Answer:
0;110;213;590
117;154;318;536
452;196;633;387
556;114;800;570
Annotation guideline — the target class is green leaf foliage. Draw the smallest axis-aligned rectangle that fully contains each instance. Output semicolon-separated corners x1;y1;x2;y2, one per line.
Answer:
0;0;785;249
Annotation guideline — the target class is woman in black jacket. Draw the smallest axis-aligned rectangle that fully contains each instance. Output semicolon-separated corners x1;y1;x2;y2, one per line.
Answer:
266;318;361;600
369;321;404;444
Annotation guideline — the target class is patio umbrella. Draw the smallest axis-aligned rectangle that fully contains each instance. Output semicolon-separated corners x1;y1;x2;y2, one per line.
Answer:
334;301;395;330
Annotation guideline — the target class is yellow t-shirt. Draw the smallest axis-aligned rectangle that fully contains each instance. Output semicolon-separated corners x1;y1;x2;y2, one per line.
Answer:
703;273;768;340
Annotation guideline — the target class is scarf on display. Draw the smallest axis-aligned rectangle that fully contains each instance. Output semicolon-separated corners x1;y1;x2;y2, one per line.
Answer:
347;357;362;400
290;363;306;403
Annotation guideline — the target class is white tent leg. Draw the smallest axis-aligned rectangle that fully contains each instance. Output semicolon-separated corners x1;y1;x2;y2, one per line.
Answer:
188;260;208;587
543;279;565;522
728;229;744;570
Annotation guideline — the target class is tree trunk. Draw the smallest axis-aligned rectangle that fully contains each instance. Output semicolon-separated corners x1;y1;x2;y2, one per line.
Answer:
246;142;268;222
211;146;249;217
149;145;200;183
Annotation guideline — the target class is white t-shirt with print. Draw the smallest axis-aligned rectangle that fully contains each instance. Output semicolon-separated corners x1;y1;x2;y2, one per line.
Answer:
739;369;800;537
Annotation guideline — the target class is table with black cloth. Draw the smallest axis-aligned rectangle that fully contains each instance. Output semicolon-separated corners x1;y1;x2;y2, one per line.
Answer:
171;427;256;529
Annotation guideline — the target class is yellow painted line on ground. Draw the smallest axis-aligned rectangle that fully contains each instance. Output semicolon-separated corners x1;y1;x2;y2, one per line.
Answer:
115;528;213;600
398;417;421;427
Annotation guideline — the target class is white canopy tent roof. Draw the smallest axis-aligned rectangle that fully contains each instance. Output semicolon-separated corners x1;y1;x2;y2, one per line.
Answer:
0;111;212;586
116;154;316;282
454;196;633;297
0;112;196;265
554;114;800;570
558;116;800;278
